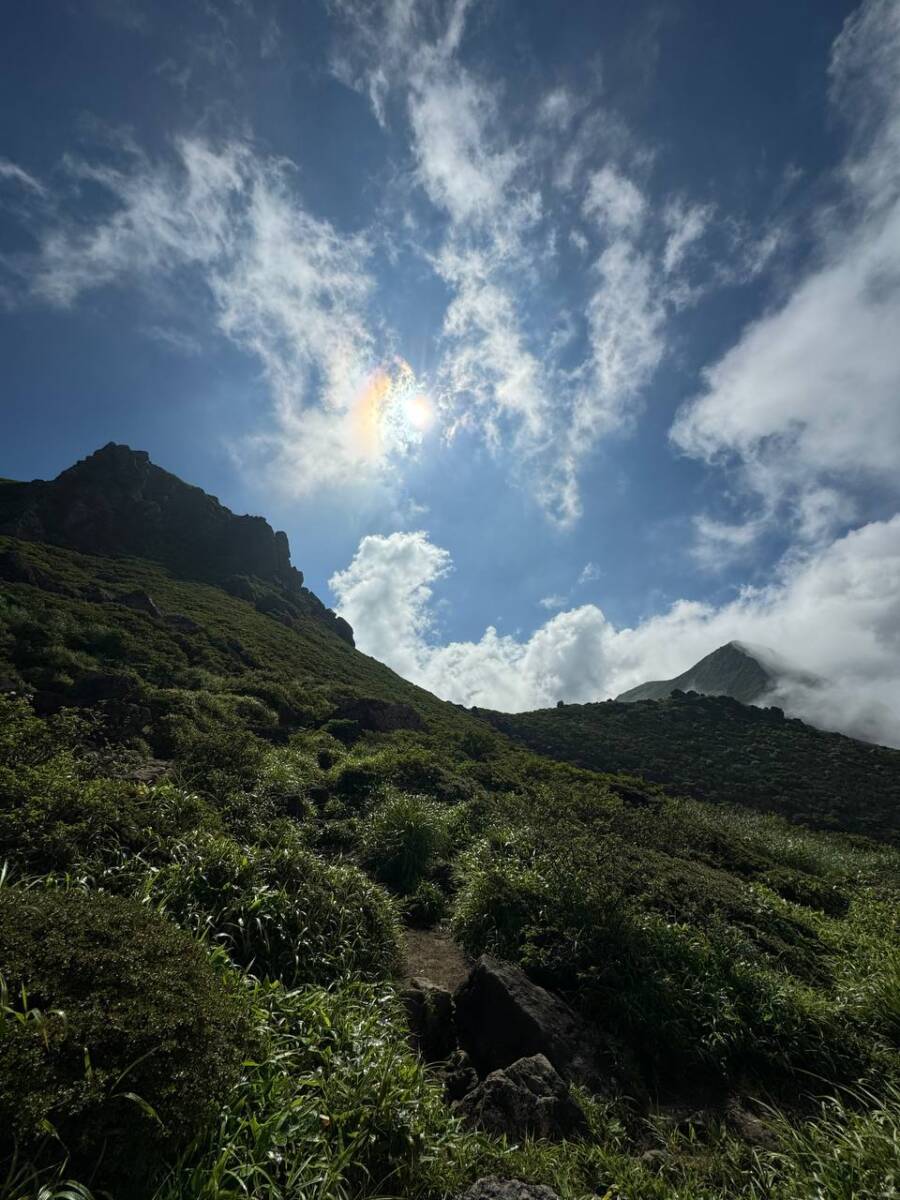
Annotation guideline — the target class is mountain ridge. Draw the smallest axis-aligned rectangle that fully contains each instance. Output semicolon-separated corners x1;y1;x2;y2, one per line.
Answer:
0;443;353;645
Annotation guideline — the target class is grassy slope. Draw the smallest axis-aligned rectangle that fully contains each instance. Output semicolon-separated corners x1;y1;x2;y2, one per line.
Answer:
481;694;900;843
1;534;899;1199
0;534;487;739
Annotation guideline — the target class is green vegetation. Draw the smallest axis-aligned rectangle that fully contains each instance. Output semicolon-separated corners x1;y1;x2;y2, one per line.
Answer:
483;692;900;842
0;535;898;1199
0;888;248;1199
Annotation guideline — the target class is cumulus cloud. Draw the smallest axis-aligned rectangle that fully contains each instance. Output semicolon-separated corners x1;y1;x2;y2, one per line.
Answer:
672;0;900;546
0;135;426;494
331;520;900;746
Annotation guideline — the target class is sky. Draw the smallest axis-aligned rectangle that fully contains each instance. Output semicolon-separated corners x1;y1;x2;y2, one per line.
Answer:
1;0;900;744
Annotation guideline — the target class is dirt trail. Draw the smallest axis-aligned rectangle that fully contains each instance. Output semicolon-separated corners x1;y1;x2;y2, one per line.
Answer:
403;927;471;991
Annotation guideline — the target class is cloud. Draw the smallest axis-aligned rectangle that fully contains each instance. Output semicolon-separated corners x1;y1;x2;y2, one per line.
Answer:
408;71;519;226
331;519;900;746
672;0;900;546
583;165;646;235
0;159;46;195
0;134;430;494
538;594;568;610
328;0;719;526
578;561;602;584
662;198;713;274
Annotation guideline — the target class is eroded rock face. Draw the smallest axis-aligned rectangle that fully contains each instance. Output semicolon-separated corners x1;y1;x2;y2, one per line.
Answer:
454;1054;587;1141
460;1180;561;1200
453;956;601;1087
0;444;354;645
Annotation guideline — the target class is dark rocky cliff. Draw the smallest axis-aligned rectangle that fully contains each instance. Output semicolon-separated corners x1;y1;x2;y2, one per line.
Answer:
0;443;353;644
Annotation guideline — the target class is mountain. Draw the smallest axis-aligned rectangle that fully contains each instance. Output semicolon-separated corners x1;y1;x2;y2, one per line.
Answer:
1;447;898;1199
615;640;820;704
0;443;353;644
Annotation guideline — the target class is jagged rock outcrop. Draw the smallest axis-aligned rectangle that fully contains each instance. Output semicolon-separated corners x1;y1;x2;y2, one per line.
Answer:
0;443;353;645
459;1181;561;1200
454;1054;587;1141
453;956;603;1088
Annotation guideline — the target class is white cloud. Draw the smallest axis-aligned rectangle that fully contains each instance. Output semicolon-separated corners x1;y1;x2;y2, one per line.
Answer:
408;71;518;226
662;198;713;274
578;561;602;584
538;593;568;610
0;158;45;194
328;1;693;526
0;135;428;494
579;239;666;430
672;0;900;545
537;87;581;131
583;165;646;235
331;519;900;746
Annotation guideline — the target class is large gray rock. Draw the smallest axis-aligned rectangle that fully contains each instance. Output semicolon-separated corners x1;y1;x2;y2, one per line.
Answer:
454;1054;587;1141
460;1180;560;1200
453;955;601;1087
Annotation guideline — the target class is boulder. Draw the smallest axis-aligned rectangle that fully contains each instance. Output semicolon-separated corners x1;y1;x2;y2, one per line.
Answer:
453;956;601;1087
454;1054;587;1142
119;589;162;618
402;978;456;1062
460;1180;561;1200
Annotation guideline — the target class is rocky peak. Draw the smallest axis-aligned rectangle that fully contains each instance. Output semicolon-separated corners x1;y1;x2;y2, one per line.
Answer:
615;640;820;705
0;443;353;645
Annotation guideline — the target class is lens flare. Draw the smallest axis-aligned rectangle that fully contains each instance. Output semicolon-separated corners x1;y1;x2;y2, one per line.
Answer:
351;357;434;461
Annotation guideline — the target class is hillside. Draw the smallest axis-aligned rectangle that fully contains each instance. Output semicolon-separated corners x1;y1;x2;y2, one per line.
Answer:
0;450;898;1200
481;691;900;843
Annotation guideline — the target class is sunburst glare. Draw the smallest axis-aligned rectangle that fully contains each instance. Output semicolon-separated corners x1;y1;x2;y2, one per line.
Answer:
352;357;435;461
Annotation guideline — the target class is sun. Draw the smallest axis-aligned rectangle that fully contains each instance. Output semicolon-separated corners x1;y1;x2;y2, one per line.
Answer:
352;357;435;459
401;390;434;432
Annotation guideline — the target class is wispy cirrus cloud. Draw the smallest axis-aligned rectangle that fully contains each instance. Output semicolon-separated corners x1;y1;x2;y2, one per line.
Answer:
673;0;900;556
330;0;738;526
0;134;432;494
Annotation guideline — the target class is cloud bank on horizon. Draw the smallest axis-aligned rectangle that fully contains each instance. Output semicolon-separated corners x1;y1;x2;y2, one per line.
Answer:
330;519;900;747
1;0;899;744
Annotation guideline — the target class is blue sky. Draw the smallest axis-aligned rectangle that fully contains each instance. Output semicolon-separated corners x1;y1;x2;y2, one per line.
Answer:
2;0;900;741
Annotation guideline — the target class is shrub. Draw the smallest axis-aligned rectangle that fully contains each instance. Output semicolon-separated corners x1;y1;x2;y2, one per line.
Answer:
361;790;450;893
152;832;402;986
405;879;448;928
0;767;214;885
0;888;247;1197
173;724;266;796
452;826;862;1085
322;717;361;745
